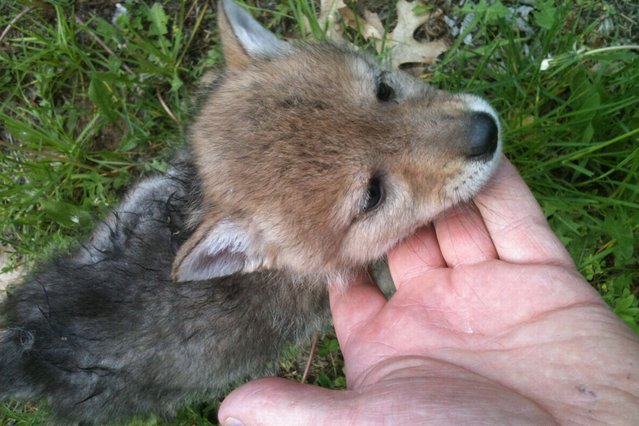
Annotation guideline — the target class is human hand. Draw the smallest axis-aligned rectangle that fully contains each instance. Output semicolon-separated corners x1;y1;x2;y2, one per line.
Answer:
218;158;639;425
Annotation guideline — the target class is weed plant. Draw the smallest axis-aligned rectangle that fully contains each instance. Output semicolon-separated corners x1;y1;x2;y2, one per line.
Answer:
0;0;637;424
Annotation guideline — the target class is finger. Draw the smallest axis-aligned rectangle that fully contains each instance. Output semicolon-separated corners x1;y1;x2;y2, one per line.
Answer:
329;272;386;350
475;157;574;268
387;225;446;289
218;377;352;426
433;202;497;267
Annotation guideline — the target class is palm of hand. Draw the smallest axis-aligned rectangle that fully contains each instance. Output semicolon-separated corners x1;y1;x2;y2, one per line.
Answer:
338;256;632;424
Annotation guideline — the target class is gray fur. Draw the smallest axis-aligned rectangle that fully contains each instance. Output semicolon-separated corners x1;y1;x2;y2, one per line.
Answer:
0;158;328;424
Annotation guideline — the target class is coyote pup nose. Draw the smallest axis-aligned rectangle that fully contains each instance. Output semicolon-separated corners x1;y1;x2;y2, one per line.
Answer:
468;112;499;159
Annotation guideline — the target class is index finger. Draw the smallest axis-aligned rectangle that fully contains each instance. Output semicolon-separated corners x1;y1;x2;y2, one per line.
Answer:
329;272;386;352
475;157;574;268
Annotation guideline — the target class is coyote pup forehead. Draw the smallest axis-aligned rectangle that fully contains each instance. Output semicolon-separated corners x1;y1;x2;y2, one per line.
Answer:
173;0;501;283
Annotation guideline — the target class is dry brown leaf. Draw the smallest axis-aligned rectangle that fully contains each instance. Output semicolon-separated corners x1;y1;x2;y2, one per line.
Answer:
362;10;385;41
318;0;346;42
318;0;448;69
387;0;448;68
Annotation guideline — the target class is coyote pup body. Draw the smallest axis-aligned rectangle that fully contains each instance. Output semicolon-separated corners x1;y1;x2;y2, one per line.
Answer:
0;0;501;424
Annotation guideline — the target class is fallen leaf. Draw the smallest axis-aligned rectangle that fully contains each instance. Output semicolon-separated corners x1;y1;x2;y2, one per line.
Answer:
362;10;385;41
387;0;448;68
318;0;346;42
318;0;448;69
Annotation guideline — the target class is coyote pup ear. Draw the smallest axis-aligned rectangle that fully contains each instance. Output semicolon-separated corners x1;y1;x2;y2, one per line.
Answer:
172;219;264;282
219;0;290;69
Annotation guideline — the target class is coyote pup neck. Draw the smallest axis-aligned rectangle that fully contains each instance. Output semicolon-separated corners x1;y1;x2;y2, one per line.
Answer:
173;0;502;285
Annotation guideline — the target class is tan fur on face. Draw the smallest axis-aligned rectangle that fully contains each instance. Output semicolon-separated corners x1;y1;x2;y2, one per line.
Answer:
177;46;497;280
171;1;501;284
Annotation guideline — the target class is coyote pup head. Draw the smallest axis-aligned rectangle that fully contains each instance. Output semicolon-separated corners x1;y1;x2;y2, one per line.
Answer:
173;0;501;284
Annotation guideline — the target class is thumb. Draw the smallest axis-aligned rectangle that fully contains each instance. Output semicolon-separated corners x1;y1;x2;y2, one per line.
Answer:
217;377;354;426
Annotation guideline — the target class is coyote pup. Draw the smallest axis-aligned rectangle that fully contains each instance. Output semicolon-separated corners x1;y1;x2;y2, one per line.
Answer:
0;0;501;424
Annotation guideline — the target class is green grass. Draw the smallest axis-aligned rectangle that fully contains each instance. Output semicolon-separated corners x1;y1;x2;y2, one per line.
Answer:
1;0;637;424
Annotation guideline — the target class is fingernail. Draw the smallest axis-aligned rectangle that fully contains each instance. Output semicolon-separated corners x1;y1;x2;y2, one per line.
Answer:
223;417;245;426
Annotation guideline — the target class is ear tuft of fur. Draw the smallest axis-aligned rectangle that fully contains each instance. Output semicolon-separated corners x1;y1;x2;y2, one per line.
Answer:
218;0;290;69
172;219;264;282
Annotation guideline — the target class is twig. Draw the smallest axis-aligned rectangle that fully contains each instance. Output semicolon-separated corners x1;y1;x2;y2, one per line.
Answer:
156;87;180;124
301;333;320;384
619;13;637;25
0;6;32;44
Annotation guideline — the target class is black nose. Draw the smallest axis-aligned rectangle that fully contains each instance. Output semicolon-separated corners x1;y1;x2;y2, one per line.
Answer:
467;112;499;159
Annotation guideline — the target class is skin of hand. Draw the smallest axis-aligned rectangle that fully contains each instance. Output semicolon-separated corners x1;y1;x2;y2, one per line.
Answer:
218;158;639;425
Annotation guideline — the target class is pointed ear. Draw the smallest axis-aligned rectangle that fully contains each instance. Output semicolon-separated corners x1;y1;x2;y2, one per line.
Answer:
172;219;264;282
218;0;291;69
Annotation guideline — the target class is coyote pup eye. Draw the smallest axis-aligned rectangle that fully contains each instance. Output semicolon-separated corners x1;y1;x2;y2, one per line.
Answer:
376;77;394;102
361;176;385;213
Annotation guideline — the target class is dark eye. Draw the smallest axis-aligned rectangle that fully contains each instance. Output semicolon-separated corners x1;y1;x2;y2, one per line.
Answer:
361;176;385;213
376;79;394;102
